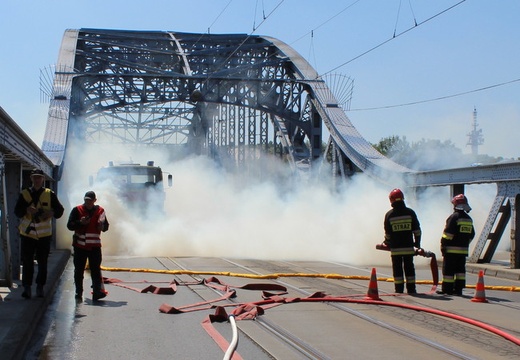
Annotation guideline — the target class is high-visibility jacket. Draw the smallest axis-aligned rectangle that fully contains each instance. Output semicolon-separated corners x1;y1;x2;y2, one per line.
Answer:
18;188;52;239
72;205;106;250
441;210;475;255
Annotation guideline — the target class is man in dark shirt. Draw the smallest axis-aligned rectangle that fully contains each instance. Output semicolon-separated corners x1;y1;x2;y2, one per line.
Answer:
14;168;64;299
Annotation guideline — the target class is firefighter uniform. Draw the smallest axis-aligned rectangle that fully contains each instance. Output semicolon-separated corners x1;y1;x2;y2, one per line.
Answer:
384;189;422;294
440;194;475;295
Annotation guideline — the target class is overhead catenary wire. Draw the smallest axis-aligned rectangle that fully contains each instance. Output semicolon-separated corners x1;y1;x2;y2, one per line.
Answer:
210;0;476;117
290;0;363;45
392;0;416;37
131;1;470;127
408;0;418;26
207;0;234;34
182;1;464;95
349;77;520;111
192;0;472;114
393;0;403;38
318;0;467;78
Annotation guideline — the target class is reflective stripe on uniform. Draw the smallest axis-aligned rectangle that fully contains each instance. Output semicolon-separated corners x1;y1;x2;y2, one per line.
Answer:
446;246;469;255
390;247;415;256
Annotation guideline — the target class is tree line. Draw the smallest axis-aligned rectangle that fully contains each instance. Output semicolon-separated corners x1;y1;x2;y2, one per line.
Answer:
372;135;509;171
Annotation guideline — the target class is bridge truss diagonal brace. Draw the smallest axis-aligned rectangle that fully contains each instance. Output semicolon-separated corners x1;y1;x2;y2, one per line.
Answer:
469;181;520;268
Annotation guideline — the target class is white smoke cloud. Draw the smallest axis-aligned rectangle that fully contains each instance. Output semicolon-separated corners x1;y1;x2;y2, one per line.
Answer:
55;141;503;267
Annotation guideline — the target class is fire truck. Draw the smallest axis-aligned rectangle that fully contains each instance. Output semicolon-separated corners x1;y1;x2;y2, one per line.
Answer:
91;161;172;211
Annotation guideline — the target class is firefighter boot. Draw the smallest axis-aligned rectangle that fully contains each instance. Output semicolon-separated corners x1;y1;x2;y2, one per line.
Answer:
437;282;454;295
454;280;465;296
21;285;32;299
92;290;107;301
92;284;107;301
75;286;83;300
395;284;405;294
406;284;417;294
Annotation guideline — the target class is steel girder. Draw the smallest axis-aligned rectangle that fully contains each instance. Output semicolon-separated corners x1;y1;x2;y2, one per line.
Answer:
468;181;520;267
45;29;322;173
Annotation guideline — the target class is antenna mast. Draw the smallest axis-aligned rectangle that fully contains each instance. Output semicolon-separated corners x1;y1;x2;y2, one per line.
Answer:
467;107;484;157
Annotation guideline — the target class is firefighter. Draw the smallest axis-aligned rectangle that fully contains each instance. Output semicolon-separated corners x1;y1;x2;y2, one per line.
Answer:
383;188;422;294
438;194;475;296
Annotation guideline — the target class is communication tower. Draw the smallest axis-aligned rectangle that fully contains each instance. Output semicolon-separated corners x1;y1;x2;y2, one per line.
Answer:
467;107;484;156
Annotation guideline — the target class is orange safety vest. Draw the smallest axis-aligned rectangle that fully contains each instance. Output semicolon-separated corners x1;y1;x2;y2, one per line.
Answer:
72;205;105;249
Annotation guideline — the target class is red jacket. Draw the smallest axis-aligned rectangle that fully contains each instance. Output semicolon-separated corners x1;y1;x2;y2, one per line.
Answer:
69;204;108;250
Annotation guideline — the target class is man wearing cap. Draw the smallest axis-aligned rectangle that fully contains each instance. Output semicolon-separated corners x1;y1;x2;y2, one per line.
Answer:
14;168;64;299
67;191;109;300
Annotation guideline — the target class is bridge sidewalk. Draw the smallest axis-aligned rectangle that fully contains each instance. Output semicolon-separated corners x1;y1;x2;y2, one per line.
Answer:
0;249;70;360
0;249;518;360
466;250;520;281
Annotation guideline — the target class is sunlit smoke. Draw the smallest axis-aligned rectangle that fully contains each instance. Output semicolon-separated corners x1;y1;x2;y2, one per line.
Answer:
55;141;503;266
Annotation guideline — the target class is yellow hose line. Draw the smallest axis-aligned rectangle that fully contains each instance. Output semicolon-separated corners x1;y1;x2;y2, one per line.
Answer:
101;266;369;280
100;266;520;292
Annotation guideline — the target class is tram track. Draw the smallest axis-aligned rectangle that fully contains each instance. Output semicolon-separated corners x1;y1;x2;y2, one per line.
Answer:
323;260;520;328
223;258;479;360
279;260;520;352
161;257;330;359
150;256;520;359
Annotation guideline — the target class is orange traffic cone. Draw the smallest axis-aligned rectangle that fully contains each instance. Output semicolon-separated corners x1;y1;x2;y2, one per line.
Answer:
471;270;488;303
365;267;382;301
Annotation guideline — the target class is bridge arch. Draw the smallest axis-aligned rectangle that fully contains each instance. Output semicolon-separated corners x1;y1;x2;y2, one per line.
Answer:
42;28;409;180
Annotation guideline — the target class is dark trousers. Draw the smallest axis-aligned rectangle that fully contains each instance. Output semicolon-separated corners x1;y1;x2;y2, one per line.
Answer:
442;253;467;295
20;235;51;287
391;254;416;293
73;246;102;293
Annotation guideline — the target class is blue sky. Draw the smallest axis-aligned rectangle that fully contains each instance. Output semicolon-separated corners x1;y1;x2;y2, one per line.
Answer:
1;0;519;158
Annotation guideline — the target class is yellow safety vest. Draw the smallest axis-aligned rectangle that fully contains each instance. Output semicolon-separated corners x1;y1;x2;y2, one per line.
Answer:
18;188;53;239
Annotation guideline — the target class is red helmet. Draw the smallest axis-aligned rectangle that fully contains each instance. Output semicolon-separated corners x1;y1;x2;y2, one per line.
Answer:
389;188;404;204
451;194;468;206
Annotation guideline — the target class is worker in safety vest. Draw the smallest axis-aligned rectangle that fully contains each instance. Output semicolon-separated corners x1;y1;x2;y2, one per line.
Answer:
383;188;422;294
67;191;109;301
14;168;64;299
438;194;475;296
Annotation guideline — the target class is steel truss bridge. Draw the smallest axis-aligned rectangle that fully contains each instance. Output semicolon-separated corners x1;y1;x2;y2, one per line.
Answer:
37;29;520;269
39;29;520;268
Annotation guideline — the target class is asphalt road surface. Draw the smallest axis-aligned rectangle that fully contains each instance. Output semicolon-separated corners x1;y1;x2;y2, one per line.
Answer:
25;256;520;360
